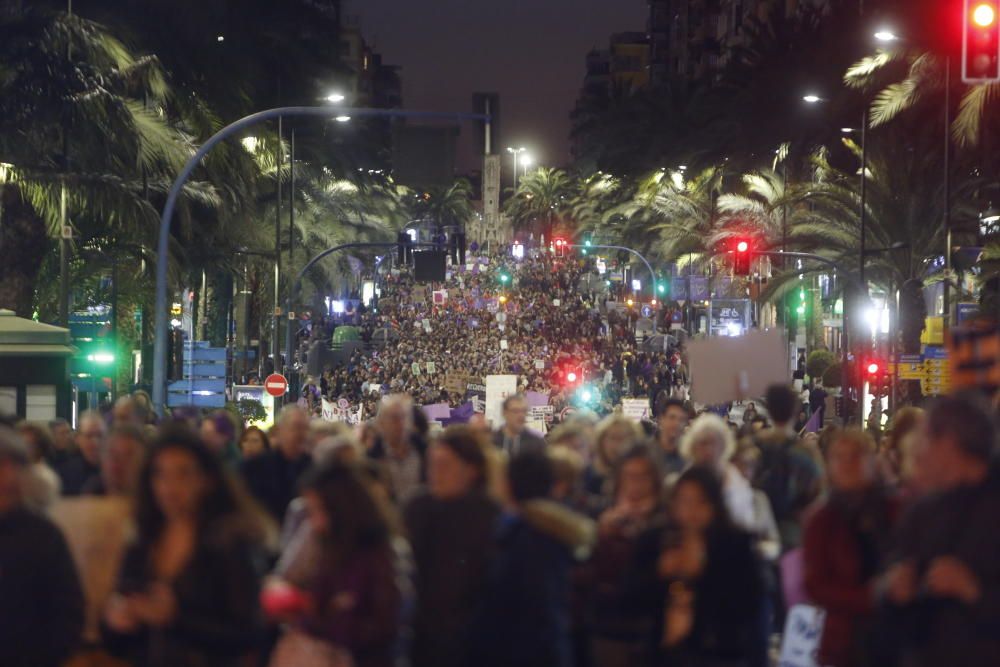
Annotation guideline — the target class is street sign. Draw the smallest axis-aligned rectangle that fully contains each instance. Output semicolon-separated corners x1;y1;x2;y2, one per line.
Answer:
265;373;289;397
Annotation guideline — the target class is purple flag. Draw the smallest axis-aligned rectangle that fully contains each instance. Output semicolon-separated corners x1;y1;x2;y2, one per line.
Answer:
803;409;822;433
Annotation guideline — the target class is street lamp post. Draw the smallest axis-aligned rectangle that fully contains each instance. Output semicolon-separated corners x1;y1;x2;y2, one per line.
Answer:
152;107;490;414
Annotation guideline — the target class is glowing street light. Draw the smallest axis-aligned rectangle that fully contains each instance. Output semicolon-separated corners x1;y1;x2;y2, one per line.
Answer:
326;92;346;103
802;94;822;104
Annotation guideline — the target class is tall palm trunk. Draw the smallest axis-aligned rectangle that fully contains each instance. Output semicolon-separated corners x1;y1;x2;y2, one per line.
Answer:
0;185;52;316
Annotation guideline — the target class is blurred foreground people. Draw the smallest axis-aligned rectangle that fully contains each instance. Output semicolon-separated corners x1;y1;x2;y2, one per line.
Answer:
405;426;500;667
587;445;666;667
59;411;106;496
657;467;764;667
492;394;546;456
753;385;821;551
878;393;1000;667
16;420;62;510
0;426;84;667
238;424;271;459
242;406;312;521
585;416;643;510
471;451;596;667
680;414;755;530
103;426;271;667
804;429;898;667
52;425;146;663
369;395;427;503
266;462;402;667
655;399;689;476
200;411;241;468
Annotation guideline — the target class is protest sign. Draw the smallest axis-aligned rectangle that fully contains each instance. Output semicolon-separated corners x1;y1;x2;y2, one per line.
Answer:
485;374;518;427
621;398;651;422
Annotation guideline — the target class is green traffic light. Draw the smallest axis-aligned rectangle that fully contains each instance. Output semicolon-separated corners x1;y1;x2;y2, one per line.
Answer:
86;352;115;364
657;282;666;294
585;239;592;247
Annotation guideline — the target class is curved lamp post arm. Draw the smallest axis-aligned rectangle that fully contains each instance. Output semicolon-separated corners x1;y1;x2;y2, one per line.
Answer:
153;107;489;414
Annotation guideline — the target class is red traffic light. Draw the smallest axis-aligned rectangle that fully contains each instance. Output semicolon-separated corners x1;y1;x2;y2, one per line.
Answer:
867;362;881;375
964;0;1000;82
566;371;578;383
737;240;749;253
974;2;997;26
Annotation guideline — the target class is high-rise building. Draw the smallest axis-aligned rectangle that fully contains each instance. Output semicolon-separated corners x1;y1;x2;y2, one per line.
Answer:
646;0;784;89
339;14;402;108
610;32;651;91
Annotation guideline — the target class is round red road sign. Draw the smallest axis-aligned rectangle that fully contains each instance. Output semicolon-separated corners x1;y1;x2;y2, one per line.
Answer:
264;373;288;397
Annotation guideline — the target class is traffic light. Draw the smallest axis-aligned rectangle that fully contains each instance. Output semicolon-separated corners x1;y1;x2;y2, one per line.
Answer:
964;0;1000;83
657;280;667;296
733;239;752;276
450;231;466;265
554;238;567;257
796;287;808;316
498;269;511;285
576;384;600;407
396;231;413;264
864;360;892;397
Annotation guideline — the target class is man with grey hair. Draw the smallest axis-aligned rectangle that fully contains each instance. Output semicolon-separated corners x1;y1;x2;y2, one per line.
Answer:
369;394;427;503
0;426;84;667
241;405;312;521
57;411;105;496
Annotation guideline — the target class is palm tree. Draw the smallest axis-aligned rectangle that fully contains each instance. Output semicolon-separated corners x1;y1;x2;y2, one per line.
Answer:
845;46;996;147
614;167;724;268
505;167;576;240
781;125;981;370
0;6;215;316
408;178;475;231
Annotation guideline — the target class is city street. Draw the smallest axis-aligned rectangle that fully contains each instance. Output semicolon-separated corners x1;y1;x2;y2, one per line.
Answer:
1;2;999;667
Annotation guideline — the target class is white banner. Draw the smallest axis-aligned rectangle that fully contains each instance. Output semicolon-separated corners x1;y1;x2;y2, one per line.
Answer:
322;398;364;425
778;605;825;667
621;398;651;422
485;374;518;428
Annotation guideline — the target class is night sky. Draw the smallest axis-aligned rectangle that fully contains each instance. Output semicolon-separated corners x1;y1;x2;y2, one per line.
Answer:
348;0;648;172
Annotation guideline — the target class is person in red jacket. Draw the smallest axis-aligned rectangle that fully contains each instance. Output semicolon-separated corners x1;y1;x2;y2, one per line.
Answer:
803;428;898;667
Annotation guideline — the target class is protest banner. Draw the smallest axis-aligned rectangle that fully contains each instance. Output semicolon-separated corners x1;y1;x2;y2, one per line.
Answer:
485;374;518;427
621;398;651;422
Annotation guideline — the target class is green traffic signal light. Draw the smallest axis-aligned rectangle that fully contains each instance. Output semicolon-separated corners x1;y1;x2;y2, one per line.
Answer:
657;282;666;294
584;239;592;247
86;352;115;364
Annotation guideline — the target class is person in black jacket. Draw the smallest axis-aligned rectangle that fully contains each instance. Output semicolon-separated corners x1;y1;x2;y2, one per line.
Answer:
56;411;105;495
658;466;765;667
102;425;273;667
0;425;84;667
469;451;596;667
405;425;501;667
241;406;312;521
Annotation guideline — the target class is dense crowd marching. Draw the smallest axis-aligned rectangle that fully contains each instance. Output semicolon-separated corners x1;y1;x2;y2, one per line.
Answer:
2;376;999;667
310;252;687;420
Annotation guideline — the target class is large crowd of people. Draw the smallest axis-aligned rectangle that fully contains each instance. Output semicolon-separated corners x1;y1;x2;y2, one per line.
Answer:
2;383;998;667
308;251;687;421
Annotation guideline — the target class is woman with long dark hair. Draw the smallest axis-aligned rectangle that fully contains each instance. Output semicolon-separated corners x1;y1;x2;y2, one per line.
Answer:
657;466;764;667
102;424;273;667
267;462;402;667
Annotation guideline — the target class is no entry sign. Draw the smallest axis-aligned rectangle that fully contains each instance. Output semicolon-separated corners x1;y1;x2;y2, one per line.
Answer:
265;373;288;397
